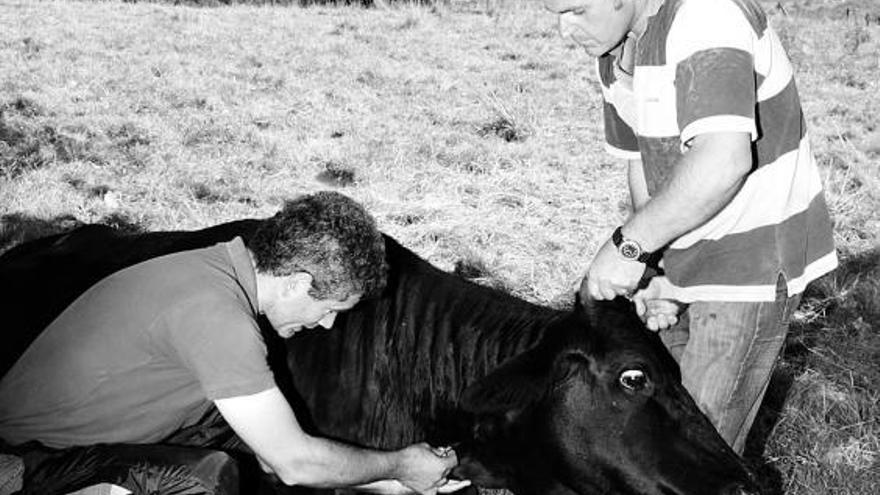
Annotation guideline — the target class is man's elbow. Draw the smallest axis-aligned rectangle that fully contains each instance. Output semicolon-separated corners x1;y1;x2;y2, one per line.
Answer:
273;469;298;487
261;454;308;487
270;457;334;488
273;465;317;487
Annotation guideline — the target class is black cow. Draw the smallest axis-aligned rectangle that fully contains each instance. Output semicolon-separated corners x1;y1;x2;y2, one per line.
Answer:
0;219;758;495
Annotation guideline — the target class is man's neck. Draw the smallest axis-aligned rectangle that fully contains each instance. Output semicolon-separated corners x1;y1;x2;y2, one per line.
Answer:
249;249;268;314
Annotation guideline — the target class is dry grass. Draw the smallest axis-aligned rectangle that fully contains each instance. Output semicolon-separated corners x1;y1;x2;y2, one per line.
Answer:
0;0;624;305
1;0;879;493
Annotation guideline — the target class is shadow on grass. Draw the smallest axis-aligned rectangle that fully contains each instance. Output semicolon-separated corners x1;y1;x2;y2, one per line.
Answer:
744;247;880;494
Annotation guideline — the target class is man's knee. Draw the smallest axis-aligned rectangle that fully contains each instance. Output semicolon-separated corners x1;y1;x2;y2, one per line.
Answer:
18;444;241;495
118;446;240;495
192;450;240;495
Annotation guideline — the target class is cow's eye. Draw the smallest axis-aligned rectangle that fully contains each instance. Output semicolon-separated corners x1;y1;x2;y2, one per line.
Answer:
619;369;649;392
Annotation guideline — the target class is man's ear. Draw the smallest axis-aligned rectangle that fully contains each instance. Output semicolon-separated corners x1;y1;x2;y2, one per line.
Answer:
285;272;313;297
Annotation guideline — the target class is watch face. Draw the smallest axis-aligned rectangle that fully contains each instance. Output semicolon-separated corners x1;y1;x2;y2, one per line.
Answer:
619;240;641;260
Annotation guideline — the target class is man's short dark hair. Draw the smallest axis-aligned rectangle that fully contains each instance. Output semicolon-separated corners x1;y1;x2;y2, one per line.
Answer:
250;192;387;300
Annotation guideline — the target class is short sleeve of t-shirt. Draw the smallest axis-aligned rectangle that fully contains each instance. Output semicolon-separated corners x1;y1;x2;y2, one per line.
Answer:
162;295;275;400
668;0;759;144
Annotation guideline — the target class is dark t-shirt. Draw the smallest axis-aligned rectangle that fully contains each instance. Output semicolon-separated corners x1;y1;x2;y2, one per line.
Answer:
0;238;275;448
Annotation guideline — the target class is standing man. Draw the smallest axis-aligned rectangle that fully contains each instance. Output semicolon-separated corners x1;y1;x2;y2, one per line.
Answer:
544;0;838;453
0;192;461;494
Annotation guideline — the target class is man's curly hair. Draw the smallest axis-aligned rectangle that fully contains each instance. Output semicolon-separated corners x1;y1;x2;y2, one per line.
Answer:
249;192;387;300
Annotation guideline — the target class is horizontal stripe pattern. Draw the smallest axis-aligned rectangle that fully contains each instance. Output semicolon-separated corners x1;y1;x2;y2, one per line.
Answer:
680;115;756;147
603;101;639;153
754;28;792;100
597;52;618;86
666;0;758;64
634;65;679;138
637;0;683;66
675;48;756;133
604;143;642;161
596;0;837;299
636;135;682;194
754;78;806;168
677;69;804;169
597;56;637;128
671;138;823;245
663;251;838;303
729;0;768;35
664;192;836;290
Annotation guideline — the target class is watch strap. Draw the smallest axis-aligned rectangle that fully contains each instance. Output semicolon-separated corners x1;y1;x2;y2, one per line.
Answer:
611;226;661;267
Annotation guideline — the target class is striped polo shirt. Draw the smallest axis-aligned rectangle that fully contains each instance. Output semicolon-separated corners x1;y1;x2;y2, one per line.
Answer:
599;0;837;302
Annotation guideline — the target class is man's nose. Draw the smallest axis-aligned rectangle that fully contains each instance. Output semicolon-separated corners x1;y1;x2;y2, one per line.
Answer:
318;312;337;329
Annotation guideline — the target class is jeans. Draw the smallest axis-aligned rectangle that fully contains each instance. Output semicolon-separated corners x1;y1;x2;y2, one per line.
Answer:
659;275;801;454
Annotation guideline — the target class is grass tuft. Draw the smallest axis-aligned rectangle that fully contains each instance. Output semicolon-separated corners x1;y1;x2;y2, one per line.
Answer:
453;255;511;292
315;160;357;187
99;212;147;234
477;116;526;142
191;182;229;204
453;257;491;279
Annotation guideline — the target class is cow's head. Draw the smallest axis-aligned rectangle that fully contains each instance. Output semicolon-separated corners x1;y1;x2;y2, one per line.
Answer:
453;297;758;495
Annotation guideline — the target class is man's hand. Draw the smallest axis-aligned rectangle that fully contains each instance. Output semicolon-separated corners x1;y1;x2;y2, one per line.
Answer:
631;276;686;331
395;443;460;495
581;237;647;300
356;478;471;495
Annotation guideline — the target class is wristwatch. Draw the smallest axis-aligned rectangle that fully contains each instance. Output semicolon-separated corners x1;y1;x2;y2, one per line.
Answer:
611;226;659;265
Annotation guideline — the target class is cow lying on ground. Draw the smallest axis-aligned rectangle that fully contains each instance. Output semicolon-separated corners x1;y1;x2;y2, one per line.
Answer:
0;219;758;495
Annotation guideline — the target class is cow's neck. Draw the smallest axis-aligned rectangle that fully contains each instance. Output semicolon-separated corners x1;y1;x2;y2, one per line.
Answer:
389;267;566;444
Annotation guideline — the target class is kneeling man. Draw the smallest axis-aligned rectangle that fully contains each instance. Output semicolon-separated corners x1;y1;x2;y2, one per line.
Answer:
0;192;458;495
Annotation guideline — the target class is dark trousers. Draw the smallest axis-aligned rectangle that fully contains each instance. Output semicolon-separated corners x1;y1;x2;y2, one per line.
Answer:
2;408;253;495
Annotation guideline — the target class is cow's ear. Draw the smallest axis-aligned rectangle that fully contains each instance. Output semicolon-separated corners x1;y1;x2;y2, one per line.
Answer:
460;345;554;416
574;290;600;323
575;293;634;327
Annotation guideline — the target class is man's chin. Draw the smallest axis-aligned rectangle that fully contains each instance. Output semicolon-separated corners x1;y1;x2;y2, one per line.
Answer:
278;326;301;338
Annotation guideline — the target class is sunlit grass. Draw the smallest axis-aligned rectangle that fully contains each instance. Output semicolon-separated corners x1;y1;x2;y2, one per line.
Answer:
1;0;879;493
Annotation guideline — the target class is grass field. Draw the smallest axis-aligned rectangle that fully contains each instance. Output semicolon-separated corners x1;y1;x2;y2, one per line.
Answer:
1;0;878;493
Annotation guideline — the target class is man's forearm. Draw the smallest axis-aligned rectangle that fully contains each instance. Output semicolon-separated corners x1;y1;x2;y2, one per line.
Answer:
622;133;752;252
627;158;650;213
273;434;401;487
215;389;433;490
